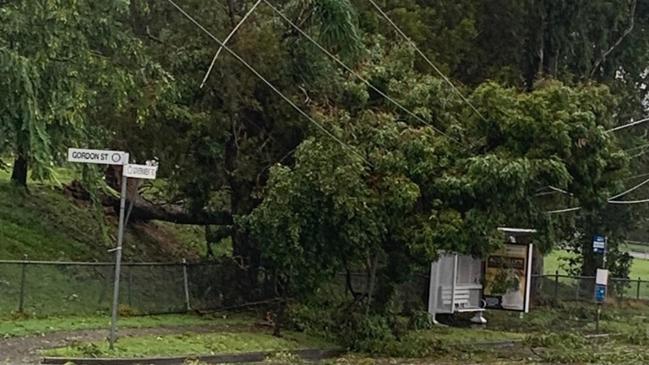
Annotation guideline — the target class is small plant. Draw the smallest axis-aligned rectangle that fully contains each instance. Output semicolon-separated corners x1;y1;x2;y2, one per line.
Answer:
408;310;433;330
68;342;103;358
264;351;303;364
118;304;140;317
183;359;208;365
10;310;31;320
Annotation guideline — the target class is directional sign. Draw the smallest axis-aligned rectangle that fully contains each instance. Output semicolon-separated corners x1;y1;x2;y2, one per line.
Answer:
123;164;158;180
593;235;607;254
68;148;128;166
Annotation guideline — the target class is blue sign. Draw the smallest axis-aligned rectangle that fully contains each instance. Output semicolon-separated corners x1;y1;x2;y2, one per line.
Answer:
593;235;606;254
595;284;607;302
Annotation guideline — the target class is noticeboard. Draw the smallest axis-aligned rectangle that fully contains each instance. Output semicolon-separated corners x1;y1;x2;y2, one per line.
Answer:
483;243;533;313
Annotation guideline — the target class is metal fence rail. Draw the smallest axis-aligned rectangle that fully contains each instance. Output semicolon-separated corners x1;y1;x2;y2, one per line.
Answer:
533;272;649;303
0;259;235;316
1;259;648;317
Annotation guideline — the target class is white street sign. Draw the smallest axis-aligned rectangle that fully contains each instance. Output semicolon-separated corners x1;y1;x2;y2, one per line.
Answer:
68;148;129;165
124;164;158;180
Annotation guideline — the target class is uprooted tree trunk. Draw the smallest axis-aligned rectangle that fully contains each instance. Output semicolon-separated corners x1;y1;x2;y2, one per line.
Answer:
64;178;233;226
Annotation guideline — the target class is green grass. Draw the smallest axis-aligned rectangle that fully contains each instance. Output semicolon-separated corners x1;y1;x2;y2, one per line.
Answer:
38;303;649;363
0;181;109;261
0;312;248;338
44;331;331;358
0;158;207;261
544;250;649;280
623;243;649;254
0;164;215;317
406;326;524;344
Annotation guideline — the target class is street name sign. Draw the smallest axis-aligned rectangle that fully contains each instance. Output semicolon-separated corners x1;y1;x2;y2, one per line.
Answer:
68;148;128;165
124;164;158;180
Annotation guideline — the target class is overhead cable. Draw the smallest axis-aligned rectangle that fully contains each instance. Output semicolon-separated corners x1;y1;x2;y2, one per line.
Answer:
200;0;263;88
624;142;649;152
607;117;649;133
367;0;489;125
608;176;649;199
263;0;456;141
166;0;370;165
608;198;649;204
546;175;649;213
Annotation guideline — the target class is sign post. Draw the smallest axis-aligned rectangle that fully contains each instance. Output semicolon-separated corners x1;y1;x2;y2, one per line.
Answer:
68;149;158;349
68;148;128;349
109;167;128;350
594;268;608;332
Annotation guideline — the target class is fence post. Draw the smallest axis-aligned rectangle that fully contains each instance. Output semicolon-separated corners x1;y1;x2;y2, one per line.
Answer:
127;267;133;307
637;277;641;300
182;259;191;311
18;254;27;313
618;279;624;301
554;270;559;302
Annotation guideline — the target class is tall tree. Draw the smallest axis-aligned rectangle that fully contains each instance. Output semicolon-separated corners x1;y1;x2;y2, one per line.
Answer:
0;0;166;187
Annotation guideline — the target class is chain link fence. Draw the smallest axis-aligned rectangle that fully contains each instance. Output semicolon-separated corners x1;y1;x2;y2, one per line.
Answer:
0;259;246;317
2;259;648;317
532;272;649;304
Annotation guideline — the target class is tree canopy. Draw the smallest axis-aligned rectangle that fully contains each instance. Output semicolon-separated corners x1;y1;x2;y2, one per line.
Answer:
3;0;649;305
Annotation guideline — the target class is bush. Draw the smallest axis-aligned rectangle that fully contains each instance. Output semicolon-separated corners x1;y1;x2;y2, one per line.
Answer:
408;310;433;330
287;302;455;357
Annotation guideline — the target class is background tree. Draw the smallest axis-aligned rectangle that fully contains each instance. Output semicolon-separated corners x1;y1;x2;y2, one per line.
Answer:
0;0;167;187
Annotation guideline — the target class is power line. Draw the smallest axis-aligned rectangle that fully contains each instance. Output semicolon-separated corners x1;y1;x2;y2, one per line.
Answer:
624;141;649;152
624;172;649;181
609;197;649;204
546;175;649;213
607;116;649;133
549;185;572;196
263;0;456;142
200;0;263;89
609;176;649;199
630;148;649;159
367;0;488;125
546;206;581;214
166;0;370;165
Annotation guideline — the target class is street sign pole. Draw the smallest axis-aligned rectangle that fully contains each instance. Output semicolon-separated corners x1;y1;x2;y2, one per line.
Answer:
109;169;128;350
67;149;157;349
68;148;132;350
594;268;608;334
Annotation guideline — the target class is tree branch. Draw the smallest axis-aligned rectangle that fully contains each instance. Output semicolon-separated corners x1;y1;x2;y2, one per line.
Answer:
121;196;233;225
64;181;233;226
590;0;637;78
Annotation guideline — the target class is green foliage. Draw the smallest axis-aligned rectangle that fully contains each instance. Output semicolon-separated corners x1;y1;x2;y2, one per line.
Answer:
44;331;331;358
3;0;649;346
0;0;169;183
407;310;433;331
247;78;626;307
264;351;304;364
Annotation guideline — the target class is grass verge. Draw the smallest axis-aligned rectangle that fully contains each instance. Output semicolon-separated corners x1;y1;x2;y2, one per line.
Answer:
545;249;649;280
0;312;252;338
43;331;331;358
